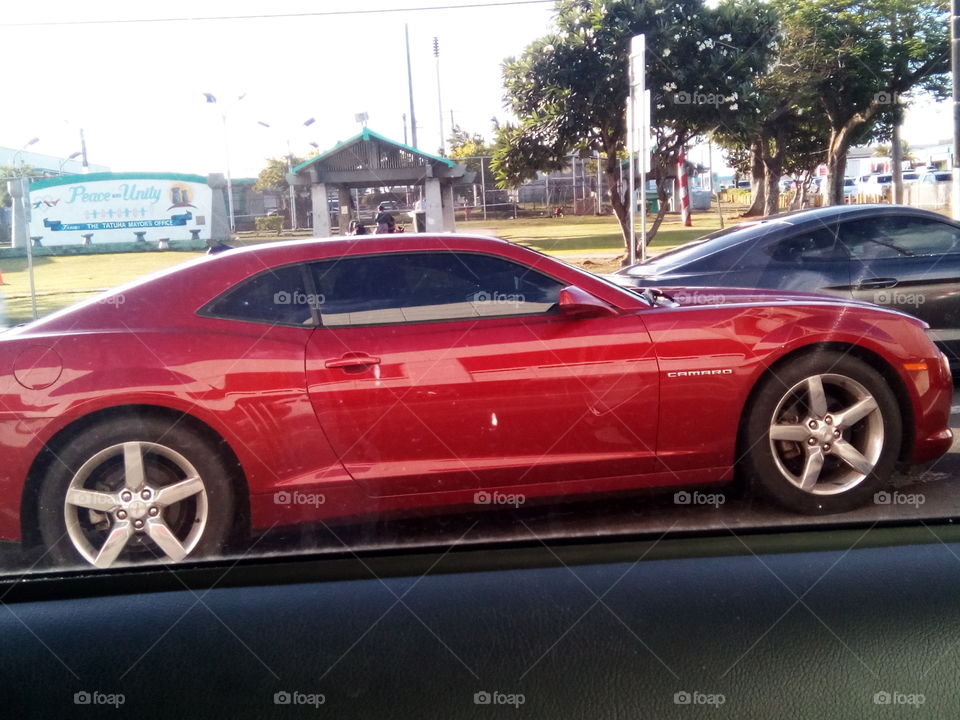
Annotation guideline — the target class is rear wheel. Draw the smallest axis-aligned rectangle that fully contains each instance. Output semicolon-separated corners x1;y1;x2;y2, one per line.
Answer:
741;352;901;514
37;416;237;568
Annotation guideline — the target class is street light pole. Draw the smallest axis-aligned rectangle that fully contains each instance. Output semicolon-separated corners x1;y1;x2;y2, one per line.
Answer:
433;37;444;155
13;138;39;320
952;0;960;219
405;24;418;149
204;92;246;234
58;151;83;175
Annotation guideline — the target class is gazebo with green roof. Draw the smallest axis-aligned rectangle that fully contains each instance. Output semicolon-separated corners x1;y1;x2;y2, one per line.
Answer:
291;128;468;236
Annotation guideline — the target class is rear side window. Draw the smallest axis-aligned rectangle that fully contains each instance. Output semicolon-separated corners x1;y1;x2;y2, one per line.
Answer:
764;228;847;262
201;264;315;326
310;251;563;326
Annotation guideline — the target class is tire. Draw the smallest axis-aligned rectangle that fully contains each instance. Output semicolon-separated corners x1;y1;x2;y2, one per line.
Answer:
741;351;901;514
37;415;237;568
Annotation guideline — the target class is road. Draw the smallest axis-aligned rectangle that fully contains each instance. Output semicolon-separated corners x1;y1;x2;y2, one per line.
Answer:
4;390;960;572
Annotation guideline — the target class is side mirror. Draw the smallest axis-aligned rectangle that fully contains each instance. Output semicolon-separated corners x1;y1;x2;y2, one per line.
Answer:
557;286;617;318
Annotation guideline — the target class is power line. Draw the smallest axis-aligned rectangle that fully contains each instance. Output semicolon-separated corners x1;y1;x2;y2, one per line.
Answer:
1;0;553;28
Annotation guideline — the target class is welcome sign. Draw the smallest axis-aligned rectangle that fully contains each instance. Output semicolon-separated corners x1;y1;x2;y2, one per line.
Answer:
27;172;214;246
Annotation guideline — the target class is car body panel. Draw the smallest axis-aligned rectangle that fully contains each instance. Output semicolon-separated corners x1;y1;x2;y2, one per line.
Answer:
0;234;952;542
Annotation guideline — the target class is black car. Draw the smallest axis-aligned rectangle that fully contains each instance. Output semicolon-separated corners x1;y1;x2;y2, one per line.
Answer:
611;205;960;367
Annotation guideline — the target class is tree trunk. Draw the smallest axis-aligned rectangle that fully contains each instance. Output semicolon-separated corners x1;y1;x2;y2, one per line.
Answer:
606;150;634;261
824;102;882;205
824;132;852;206
743;141;766;216
763;167;781;216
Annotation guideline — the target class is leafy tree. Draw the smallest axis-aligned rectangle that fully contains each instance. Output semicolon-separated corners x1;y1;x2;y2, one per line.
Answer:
0;164;39;209
448;125;496;190
495;0;774;256
873;139;916;163
253;156;305;204
775;0;949;205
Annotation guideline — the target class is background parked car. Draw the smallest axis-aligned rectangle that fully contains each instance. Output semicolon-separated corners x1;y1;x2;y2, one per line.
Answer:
917;170;953;184
611;204;960;370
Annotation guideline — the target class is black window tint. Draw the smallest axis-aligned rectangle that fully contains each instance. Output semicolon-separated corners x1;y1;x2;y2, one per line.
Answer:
839;217;960;258
203;264;315;325
311;252;563;326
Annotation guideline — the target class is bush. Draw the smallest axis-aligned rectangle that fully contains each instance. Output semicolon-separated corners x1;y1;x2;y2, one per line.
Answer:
255;215;284;233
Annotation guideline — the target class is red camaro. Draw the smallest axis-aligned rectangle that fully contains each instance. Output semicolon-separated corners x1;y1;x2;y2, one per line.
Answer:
0;235;952;568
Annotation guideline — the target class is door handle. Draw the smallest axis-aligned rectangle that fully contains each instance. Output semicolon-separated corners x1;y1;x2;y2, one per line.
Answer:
324;353;381;370
856;278;898;290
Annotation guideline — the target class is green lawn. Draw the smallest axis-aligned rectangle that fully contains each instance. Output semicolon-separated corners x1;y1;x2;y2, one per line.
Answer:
0;210;739;326
459;211;731;256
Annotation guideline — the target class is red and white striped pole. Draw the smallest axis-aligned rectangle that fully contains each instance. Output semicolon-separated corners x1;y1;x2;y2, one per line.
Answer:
678;151;691;226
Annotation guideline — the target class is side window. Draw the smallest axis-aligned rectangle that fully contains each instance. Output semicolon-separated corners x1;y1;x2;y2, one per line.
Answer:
764;228;847;263
201;264;315;326
310;252;564;327
839;217;960;258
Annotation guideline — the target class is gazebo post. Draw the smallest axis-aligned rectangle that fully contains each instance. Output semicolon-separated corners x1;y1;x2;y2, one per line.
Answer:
441;183;456;232
337;186;352;235
424;177;443;232
311;183;331;238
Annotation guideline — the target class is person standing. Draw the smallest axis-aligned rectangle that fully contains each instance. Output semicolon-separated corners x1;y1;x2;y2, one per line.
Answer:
375;204;394;234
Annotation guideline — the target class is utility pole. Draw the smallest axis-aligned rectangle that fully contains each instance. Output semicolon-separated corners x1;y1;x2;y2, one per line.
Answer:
952;0;960;218
405;24;418;149
433;36;444;155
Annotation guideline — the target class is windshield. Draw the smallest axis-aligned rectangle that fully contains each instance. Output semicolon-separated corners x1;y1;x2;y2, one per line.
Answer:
0;0;956;588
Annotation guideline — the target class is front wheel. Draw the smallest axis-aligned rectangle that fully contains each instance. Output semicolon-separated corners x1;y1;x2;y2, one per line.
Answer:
741;352;902;514
37;416;238;568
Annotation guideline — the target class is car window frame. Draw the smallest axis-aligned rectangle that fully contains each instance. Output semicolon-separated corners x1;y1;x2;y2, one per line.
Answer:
308;249;570;329
196;261;321;328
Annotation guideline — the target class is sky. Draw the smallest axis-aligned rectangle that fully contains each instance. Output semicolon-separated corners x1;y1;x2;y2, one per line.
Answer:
1;0;556;178
1;0;952;180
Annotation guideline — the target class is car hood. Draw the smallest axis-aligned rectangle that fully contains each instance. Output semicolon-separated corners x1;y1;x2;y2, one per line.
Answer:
607;280;907;314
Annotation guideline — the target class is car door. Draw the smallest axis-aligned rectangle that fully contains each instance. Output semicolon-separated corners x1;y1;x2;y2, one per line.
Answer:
304;250;659;497
839;215;960;358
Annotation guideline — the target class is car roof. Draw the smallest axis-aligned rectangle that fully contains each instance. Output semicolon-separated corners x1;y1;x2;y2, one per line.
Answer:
7;234;523;335
619;204;959;275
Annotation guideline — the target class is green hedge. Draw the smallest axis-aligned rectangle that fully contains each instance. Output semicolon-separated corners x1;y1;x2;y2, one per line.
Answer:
255;216;284;233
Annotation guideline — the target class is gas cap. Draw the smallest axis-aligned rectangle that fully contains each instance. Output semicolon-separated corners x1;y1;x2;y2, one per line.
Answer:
13;346;63;390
